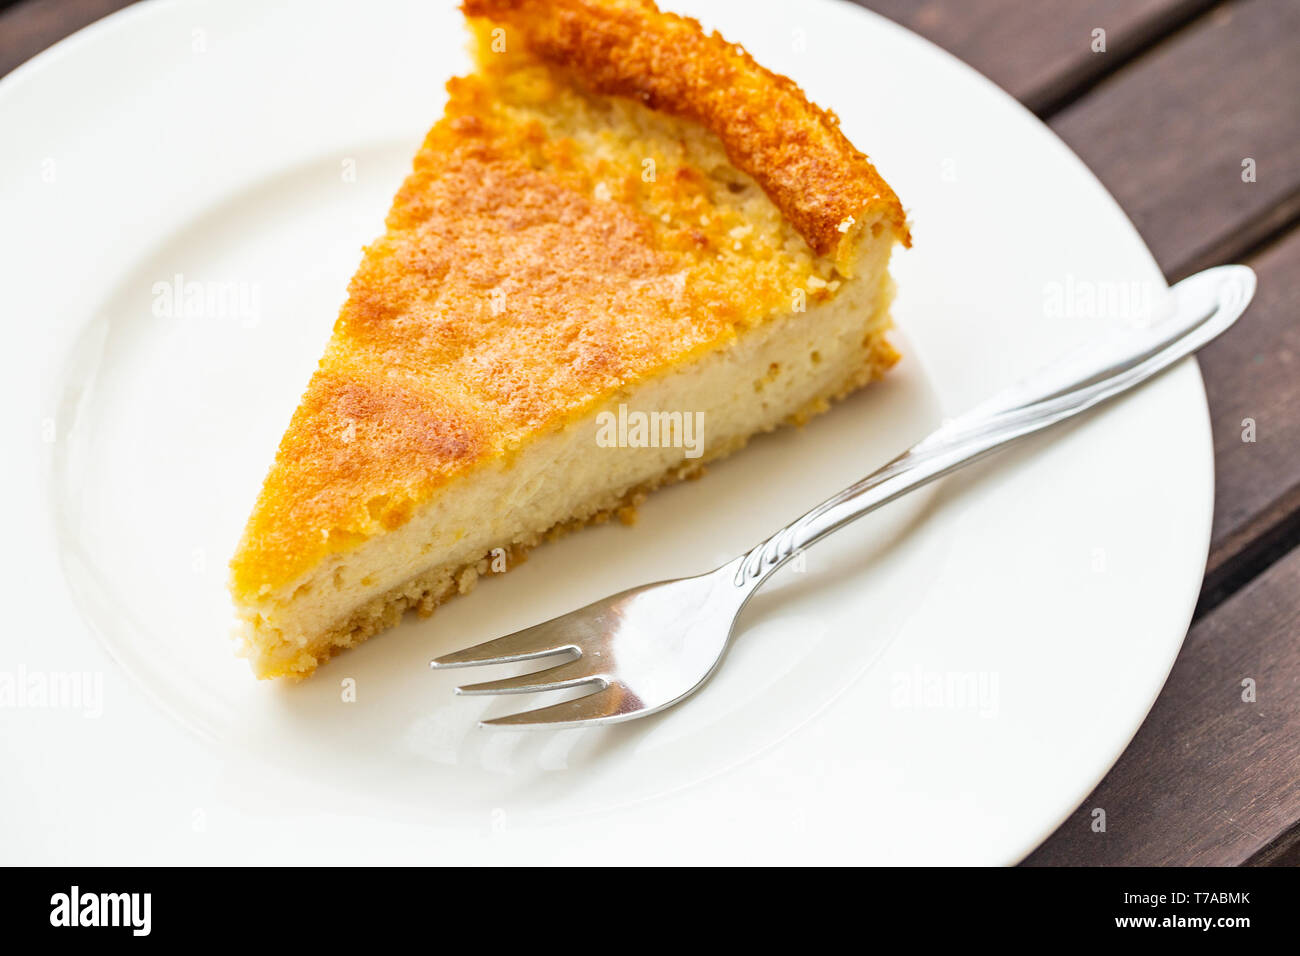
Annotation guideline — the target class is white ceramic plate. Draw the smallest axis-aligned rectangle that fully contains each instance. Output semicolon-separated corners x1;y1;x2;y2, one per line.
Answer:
0;0;1208;865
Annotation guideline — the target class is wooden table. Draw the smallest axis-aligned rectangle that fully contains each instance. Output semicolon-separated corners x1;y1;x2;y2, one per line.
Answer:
4;0;1296;865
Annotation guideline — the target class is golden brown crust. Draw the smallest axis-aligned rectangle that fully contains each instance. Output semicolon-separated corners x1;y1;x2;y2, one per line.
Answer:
230;0;908;601
462;0;910;260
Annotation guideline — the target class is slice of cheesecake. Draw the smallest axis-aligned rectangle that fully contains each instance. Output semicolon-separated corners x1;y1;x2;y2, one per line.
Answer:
230;0;910;679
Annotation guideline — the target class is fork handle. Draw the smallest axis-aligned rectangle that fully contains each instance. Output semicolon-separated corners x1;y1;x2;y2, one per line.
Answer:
733;264;1256;587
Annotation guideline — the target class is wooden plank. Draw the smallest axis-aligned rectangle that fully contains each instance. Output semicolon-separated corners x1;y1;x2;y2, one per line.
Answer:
1023;539;1300;866
1198;230;1300;610
1048;0;1300;281
1246;826;1300;866
0;0;138;79
856;0;1216;113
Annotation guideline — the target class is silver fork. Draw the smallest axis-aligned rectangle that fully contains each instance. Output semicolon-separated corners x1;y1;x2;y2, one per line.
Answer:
431;265;1256;729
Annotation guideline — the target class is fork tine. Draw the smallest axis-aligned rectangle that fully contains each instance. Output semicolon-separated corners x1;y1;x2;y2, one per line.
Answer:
454;658;605;696
430;619;578;669
480;683;642;730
